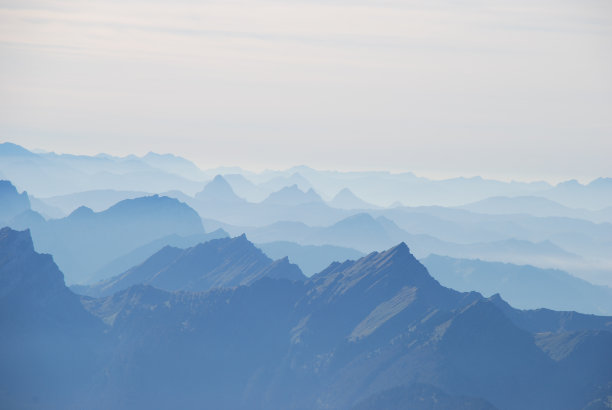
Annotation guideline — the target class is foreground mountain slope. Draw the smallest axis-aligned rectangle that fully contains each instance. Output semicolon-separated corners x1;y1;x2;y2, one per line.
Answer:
0;180;30;223
1;227;611;410
350;383;497;410
0;228;104;409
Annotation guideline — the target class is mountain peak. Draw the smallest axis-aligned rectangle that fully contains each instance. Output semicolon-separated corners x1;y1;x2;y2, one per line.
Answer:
329;188;374;210
0;227;35;255
0;142;36;157
262;185;323;206
196;174;243;202
390;241;410;253
309;241;440;304
0;180;31;222
69;205;95;218
259;256;306;282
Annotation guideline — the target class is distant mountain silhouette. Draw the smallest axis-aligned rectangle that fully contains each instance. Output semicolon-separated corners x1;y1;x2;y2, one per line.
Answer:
223;173;266;202
1;227;611;409
79;235;306;296
0;142;205;197
240;213;581;272
8;195;205;283
0;180;30;223
257;241;364;276
39;189;151;214
458;195;612;223
195;174;246;203
0;142;36;157
541;178;612;210
262;184;324;206
259;172;312;193
460;195;584;217
423;255;612;315
329;188;377;210
141;151;206;180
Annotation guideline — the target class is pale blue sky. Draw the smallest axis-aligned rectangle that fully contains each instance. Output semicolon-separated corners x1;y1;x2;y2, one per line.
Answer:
1;0;611;182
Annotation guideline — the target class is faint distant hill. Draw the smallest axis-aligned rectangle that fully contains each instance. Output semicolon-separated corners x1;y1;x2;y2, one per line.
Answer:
373;205;612;285
257;241;364;276
190;179;350;227
0;180;30;223
140;152;207;180
459;195;601;221
261;185;324;206
541;178;612;210
223;173;266;202
259;172;312;193
39;189;151;214
28;196;65;219
0;142;205;197
8;195;205;284
3;227;612;410
77;235;306;297
329;188;377;210
241;213;582;271
422;255;612;315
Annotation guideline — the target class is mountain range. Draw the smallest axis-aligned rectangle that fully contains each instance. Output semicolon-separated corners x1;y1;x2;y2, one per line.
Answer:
4;141;612;210
422;255;612;315
3;188;205;283
2;226;611;410
77;235;306;297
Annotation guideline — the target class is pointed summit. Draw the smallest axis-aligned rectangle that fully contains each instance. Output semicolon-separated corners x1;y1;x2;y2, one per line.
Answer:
259;256;306;282
0;227;35;255
310;241;441;303
196;175;244;203
0;180;31;222
82;235;298;295
69;205;95;218
329;188;375;210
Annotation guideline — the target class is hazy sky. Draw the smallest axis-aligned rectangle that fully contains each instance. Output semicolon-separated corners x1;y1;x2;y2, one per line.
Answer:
1;0;611;182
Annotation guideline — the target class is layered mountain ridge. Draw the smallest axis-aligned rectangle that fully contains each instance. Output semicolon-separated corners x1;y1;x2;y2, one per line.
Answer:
79;234;306;297
1;227;611;410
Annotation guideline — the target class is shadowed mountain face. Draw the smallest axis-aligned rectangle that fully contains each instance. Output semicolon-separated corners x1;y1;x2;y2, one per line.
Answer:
78;235;306;297
1;227;611;410
0;228;104;409
87;230;229;283
0;180;30;223
257;241;365;276
8;195;205;284
350;383;497;410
